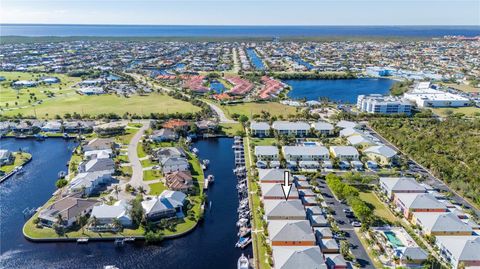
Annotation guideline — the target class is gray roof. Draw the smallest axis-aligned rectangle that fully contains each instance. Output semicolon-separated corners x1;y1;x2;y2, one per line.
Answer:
339;128;363;137
261;183;299;199
401;247;429;261
336;120;358;129
414;212;473;233
264;200;306;219
272;121;310;131
364;145;397;158
255;146;279;156
396;193;447;210
161;157;189;167
305;206;323;216
314;227;333;238
312;121;334;131
380;177;426;193
272;246;326;269
324;254;347;267
91;200;130;220
347;135;375;146
321;238;339;250
258;169;292;182
250;121;270;130
268;220;315;242
436;236;480;262
330;146;359;157
309;214;328;226
83;158;115;173
283;146;329;157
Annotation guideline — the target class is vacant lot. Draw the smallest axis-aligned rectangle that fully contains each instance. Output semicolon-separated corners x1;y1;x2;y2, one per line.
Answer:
431;107;480;117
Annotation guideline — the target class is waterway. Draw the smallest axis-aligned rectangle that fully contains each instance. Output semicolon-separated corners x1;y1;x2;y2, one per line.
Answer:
285;78;395;103
209;80;226;93
0;138;250;269
246;48;265;70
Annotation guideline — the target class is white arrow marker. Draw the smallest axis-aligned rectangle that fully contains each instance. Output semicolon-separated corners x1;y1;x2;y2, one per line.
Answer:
281;170;292;201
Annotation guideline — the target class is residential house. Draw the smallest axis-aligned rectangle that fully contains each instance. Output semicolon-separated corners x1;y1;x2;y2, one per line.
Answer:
264;200;306;220
363;145;398;165
0;149;13;166
83;138;115;152
160;157;189;174
154;147;186;161
412;212;473;236
90;199;132;230
311;121;334;136
250;121;271;137
38;196;98;227
394;193;448;219
436;236;480;268
272;121;310;137
165;171;193;193
339;128;363;137
261;183;299;200
258;169;292;183
347;135;376;147
150;128;177;142
283;146;329;162
142;190;186;221
272;246;327;269
336;120;358;129
329;146;359;160
379;177;426;200
41;121;62;132
162;119;189;131
68;170;113;196
78;158;115;173
320;238;340;253
324;254;348;269
267;220;316;246
255;146;279;161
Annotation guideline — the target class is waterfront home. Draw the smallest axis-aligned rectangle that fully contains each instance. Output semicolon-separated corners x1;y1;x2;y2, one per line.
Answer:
412;212;473;236
260;183;299;200
78;158;115;173
264;200;306;220
363;145;398;165
347;135;376;147
282;146;329;162
84;149;112;160
150;128;178;142
153;147;186;161
394;193;448;220
93;122;126;136
38;196;98;228
41;121;62;133
379;177;426;200
195;120;218;132
320;238;340;253
162;119;189;131
435;236;480;268
250;121;271;137
0;150;13;166
272;121;310;137
272;246;327;269
142;190;186;221
68;170;113;196
63;121;95;133
255;146;279;161
83;138;115;152
165;171;193;193
329;146;359;160
267;220;316;246
336;120;358;129
90;199;132;231
311;121;334;136
160;157;189;174
258;169;292;183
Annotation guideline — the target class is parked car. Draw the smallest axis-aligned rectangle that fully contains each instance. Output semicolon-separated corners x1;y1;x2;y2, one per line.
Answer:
351;221;361;227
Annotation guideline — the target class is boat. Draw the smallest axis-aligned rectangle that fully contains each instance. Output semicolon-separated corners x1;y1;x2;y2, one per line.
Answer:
207;174;214;182
235;237;252;249
34;134;46;141
77;238;89;244
202;159;210;167
237;227;251;237
192;148;199;154
114;238;125;246
15;166;24;174
124;237;135;242
236;218;249;227
237;253;250;269
103;266;120;269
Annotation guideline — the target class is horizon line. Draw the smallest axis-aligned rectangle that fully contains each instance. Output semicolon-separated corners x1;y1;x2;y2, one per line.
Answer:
1;23;480;27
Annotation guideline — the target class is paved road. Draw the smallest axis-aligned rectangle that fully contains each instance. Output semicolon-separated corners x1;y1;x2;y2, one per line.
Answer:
206;101;237;124
317;178;376;269
365;124;480;217
126;122;150;191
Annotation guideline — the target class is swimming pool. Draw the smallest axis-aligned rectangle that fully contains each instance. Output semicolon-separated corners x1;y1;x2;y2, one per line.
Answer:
384;231;405;248
303;142;318;146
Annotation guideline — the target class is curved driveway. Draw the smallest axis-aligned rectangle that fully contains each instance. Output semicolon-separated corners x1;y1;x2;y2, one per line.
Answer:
127;122;150;191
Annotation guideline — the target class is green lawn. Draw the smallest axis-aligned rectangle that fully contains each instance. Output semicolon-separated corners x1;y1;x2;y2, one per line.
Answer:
137;143;147;158
149;182;167;195
0;152;32;174
358;190;397;223
141;158;156;168
2;92;201;118
441;83;480;93
250;137;277;146
0;72;80;110
143;169;162;181
219;122;244;136
220;102;297;118
430;107;480;117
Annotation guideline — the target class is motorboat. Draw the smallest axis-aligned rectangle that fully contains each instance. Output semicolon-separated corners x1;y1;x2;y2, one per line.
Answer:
235;237;252;249
207;174;215;182
237;253;249;269
236;218;249;227
237;227;251;237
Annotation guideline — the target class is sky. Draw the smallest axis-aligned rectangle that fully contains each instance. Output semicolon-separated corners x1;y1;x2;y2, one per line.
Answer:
0;0;479;26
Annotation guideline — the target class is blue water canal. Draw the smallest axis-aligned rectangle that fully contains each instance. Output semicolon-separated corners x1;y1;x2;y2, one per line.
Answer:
285;78;395;103
0;138;250;269
246;48;265;70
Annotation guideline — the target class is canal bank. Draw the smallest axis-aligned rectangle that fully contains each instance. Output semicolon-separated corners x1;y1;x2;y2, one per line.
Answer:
0;138;250;269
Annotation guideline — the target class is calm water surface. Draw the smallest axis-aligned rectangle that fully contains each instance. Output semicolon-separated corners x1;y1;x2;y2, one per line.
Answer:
0;138;248;269
285;78;395;103
246;48;265;70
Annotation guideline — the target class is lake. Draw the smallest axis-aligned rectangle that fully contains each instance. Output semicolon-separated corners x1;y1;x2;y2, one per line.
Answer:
284;78;395;103
0;138;249;269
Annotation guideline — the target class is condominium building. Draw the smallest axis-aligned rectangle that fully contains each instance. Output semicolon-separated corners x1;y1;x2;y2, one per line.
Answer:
357;94;412;115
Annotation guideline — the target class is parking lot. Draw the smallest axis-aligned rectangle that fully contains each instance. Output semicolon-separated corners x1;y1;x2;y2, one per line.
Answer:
317;178;376;269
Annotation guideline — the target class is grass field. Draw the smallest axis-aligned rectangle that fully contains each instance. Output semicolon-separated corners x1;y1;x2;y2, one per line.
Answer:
0;152;32;174
441;83;480;93
149;182;167;195
358;190;397;223
220;102;297;118
143;169;162;181
430;107;480;117
219;122;244;136
0;72;80;109
2;92;201;118
250;137;277;146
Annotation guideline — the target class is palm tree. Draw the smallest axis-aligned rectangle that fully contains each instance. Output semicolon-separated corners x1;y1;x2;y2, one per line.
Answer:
89;216;98;228
137;186;145;194
113;185;121;200
112;218;123;232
